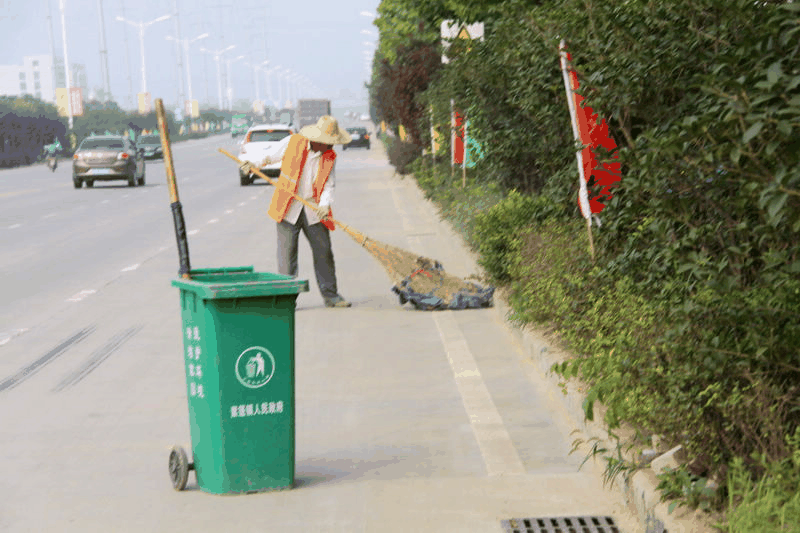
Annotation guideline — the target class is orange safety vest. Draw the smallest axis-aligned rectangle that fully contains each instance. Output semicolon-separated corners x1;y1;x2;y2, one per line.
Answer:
267;134;336;230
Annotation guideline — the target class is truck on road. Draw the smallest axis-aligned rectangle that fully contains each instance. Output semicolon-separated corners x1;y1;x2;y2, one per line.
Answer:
295;99;331;130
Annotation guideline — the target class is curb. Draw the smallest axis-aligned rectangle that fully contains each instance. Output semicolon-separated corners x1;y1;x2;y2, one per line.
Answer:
492;292;717;533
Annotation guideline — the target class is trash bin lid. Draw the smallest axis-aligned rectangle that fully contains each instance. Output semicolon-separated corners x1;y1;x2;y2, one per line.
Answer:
171;266;309;299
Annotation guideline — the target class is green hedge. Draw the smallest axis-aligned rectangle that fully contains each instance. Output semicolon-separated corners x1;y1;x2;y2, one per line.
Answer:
373;0;800;524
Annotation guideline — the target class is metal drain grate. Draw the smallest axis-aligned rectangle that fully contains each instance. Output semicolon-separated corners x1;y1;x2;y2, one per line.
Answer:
501;516;620;533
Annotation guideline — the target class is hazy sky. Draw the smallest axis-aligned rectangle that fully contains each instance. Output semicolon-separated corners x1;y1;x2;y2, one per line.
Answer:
1;0;380;111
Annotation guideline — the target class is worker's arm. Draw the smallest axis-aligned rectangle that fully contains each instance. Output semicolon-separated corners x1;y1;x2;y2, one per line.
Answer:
260;135;292;167
318;164;335;210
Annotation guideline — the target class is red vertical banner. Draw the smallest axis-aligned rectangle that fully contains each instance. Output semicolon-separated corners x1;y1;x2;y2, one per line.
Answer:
451;105;465;166
559;40;621;216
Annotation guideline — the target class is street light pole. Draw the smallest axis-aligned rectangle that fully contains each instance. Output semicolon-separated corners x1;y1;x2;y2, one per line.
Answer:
200;45;235;110
273;67;284;108
226;55;245;111
263;67;275;108
138;23;146;94
185;34;208;111
167;32;207;115
96;0;111;101
171;0;184;110
57;0;73;129
116;13;172;101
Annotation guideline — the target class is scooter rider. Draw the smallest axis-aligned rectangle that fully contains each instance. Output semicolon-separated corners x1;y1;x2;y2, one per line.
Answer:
44;138;62;172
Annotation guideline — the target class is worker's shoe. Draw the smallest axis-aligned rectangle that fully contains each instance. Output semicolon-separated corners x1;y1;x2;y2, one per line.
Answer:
324;296;352;308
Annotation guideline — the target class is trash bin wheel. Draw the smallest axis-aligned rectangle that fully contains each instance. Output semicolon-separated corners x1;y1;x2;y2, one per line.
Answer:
169;446;190;491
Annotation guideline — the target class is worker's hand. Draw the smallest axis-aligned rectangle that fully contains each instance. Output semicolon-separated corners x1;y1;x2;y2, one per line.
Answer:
314;204;330;221
239;161;252;174
261;156;274;167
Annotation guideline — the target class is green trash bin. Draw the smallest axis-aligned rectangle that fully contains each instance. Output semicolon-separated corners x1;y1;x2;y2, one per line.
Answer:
168;266;309;494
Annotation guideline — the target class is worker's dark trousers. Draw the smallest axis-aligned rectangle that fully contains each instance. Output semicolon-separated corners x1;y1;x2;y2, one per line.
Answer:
276;209;339;301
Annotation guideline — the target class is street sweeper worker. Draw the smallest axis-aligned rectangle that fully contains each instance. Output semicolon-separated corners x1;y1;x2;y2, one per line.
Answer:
257;115;353;308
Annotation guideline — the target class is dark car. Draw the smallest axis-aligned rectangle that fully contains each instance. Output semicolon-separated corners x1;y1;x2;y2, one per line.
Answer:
343;127;370;150
136;134;163;160
72;135;146;188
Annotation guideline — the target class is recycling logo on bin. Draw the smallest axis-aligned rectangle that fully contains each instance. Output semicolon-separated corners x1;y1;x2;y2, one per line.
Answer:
235;346;276;388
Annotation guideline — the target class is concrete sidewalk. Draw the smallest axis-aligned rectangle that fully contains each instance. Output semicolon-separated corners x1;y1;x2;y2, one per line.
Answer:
0;139;641;532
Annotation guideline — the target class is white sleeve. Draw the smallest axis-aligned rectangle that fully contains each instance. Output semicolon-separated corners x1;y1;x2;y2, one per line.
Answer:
262;135;292;164
318;163;335;208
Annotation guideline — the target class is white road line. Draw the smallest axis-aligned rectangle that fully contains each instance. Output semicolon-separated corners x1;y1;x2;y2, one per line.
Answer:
8;224;21;229
225;209;233;214
395;185;525;477
188;230;199;236
0;328;29;346
42;213;57;219
432;311;526;476
238;202;246;207
66;289;96;302
208;218;219;224
121;264;140;272
250;196;257;200
101;200;110;204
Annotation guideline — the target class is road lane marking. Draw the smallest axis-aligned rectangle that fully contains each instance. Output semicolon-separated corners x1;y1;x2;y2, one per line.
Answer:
394;184;525;477
101;200;110;204
121;263;140;272
42;213;57;219
8;224;21;229
188;229;199;236
0;328;29;346
0;188;41;199
225;209;233;214
238;202;246;207
433;311;526;476
250;196;257;200
66;289;96;302
208;218;219;224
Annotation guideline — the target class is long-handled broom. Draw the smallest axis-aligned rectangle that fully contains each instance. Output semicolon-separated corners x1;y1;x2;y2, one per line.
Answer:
218;149;494;310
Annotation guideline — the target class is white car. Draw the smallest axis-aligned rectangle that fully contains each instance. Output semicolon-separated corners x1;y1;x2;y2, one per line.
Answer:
237;124;294;186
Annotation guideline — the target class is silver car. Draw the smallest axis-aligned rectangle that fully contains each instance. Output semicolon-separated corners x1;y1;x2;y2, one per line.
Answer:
72;136;146;189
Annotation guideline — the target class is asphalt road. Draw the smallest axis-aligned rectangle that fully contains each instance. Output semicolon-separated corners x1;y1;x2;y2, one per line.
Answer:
0;131;638;532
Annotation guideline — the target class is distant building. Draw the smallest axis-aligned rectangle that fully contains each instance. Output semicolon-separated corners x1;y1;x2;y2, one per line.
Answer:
0;55;86;105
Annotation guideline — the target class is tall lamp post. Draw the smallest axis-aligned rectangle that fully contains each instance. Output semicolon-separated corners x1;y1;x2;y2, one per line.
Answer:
279;68;293;108
247;60;269;113
57;0;73;129
270;65;284;108
200;45;235;110
225;54;245;111
115;13;172;100
166;32;208;116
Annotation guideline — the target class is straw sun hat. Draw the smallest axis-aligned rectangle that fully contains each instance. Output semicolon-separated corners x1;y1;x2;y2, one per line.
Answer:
299;116;352;145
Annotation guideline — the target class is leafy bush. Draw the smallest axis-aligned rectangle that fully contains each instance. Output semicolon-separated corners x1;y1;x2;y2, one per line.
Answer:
376;0;800;519
718;430;800;532
471;190;554;281
383;135;421;175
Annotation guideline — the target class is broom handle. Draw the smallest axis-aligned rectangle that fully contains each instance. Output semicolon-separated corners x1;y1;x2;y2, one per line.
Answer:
217;148;368;243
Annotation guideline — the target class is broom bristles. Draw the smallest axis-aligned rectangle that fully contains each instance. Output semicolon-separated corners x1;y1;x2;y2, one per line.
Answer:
339;221;483;303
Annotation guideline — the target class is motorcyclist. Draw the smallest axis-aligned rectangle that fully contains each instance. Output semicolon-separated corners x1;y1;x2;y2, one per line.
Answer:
43;138;62;172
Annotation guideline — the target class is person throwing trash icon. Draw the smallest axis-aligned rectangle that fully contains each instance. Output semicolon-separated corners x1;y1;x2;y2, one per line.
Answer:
254;115;353;308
